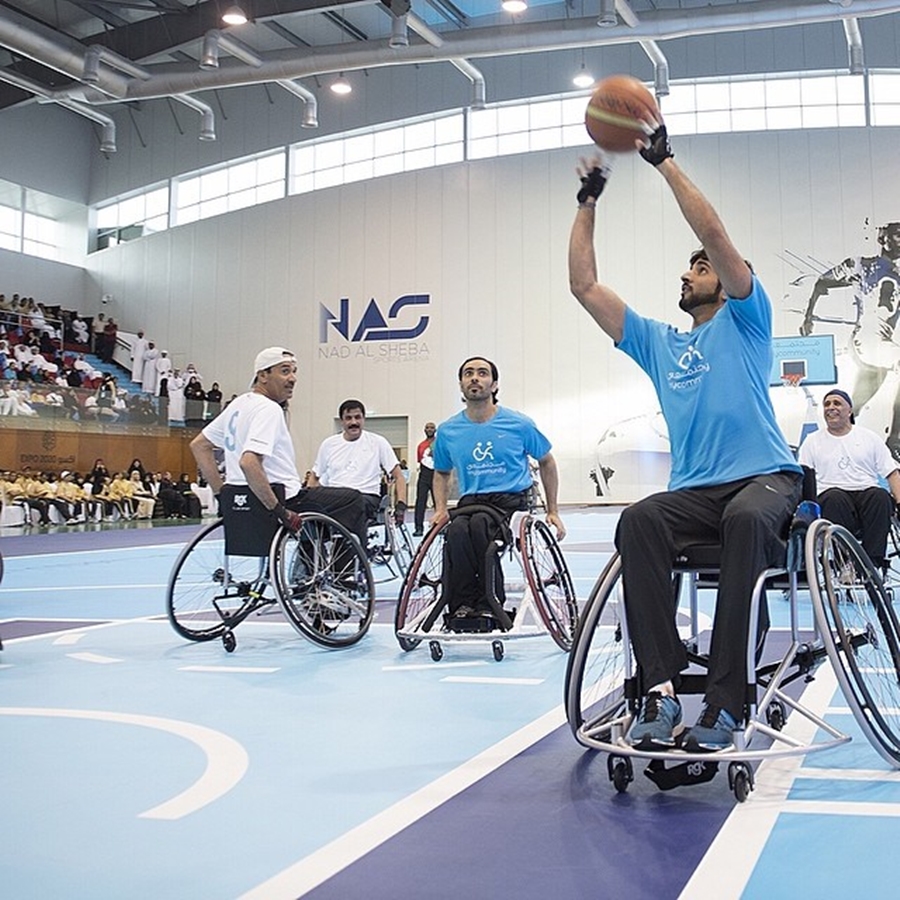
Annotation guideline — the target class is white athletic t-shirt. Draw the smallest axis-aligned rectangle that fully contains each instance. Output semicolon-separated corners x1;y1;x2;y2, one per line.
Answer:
798;425;897;492
313;431;399;495
202;391;302;497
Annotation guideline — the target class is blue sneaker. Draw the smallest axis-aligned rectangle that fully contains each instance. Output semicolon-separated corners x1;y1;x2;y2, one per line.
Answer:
684;705;738;751
629;692;682;748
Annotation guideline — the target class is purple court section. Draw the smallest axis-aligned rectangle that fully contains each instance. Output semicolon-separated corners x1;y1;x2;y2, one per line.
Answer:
303;724;735;900
0;522;199;557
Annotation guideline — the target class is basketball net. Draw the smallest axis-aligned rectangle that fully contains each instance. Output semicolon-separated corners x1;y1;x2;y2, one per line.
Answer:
781;373;804;391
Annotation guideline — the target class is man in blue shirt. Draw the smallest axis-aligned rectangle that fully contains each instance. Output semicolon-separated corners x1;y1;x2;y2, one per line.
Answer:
431;356;565;618
568;127;802;751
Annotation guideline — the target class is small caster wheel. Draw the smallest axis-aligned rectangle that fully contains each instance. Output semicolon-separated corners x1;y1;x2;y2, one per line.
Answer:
766;700;786;731
608;756;633;793
222;630;236;653
728;762;753;803
429;640;443;661
492;640;504;661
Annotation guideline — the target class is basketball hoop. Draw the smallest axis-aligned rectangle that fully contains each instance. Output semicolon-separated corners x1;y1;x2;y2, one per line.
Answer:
781;373;804;390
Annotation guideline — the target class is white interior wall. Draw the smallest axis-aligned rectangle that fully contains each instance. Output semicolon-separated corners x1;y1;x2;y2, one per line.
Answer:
0;247;88;309
84;125;900;503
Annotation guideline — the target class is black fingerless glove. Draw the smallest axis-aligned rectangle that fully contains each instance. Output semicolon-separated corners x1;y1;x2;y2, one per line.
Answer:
273;503;302;534
393;500;407;526
577;167;608;205
639;124;674;167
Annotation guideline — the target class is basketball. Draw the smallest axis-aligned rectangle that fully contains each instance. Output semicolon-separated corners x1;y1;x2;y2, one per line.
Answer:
585;75;661;154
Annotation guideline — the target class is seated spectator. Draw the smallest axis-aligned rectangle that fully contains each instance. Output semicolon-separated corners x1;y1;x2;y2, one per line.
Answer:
799;388;900;568
88;459;111;496
175;473;202;519
93;474;129;520
18;471;53;525
56;471;88;522
128;470;157;518
71;314;90;345
108;472;138;518
156;471;185;518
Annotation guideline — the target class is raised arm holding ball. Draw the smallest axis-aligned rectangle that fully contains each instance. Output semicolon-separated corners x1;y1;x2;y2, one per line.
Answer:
568;107;802;752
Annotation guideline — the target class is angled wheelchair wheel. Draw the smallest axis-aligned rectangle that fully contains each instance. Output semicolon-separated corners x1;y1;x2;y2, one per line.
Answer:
395;523;446;651
390;517;416;578
807;520;900;767
271;514;375;648
166;519;271;642
520;516;579;650
565;553;630;742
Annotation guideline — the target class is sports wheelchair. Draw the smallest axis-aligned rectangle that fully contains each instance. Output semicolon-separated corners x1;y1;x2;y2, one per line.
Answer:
565;512;900;802
166;485;375;653
395;504;578;661
366;495;416;582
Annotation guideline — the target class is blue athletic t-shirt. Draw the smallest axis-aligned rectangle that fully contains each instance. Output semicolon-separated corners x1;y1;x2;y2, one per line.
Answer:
432;407;551;496
617;275;800;490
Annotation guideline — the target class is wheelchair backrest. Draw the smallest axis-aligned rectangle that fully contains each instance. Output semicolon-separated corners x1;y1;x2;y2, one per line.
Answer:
221;483;285;557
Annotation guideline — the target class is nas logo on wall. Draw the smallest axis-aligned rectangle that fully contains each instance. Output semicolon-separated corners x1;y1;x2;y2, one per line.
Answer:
318;294;431;363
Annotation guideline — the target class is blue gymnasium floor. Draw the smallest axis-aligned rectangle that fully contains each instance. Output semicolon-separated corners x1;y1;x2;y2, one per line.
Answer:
1;509;899;900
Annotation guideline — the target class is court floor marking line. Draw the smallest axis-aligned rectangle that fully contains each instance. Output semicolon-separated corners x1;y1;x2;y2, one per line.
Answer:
237;704;568;900
382;660;490;671
794;766;900;782
0;706;248;820
441;675;545;685
0;584;170;593
2;543;186;562
66;651;123;664
678;665;838;900
180;664;281;674
782;799;900;816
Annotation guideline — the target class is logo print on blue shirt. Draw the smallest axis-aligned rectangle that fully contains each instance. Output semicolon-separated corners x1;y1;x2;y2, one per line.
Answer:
472;441;494;462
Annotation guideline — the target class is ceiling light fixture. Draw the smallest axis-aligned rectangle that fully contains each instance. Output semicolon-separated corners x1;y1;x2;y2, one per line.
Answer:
330;74;352;95
502;0;528;13
221;4;248;26
573;64;594;89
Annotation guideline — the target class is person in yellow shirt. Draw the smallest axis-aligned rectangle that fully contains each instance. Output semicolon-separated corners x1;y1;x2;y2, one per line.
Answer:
107;472;138;519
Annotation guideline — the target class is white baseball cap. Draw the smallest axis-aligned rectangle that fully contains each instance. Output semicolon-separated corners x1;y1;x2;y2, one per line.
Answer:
250;347;296;388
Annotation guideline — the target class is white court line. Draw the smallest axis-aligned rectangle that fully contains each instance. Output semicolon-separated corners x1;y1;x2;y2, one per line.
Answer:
0;583;169;593
382;660;490;672
180;665;281;674
66;651;123;664
679;667;839;900
783;799;900;816
794;766;900;782
238;704;568;900
0;706;248;820
441;675;545;686
53;633;85;645
5;543;184;562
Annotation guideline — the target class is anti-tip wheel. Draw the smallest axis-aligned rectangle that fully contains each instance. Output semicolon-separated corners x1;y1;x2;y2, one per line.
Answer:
429;640;443;661
492;640;504;661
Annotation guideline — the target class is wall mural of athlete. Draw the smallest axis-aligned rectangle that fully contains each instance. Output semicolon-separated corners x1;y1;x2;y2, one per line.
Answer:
591;220;900;501
800;221;900;459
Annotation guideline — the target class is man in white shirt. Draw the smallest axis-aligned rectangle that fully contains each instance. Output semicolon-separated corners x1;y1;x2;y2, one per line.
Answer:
799;388;900;567
130;330;148;386
309;399;408;525
190;347;368;545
